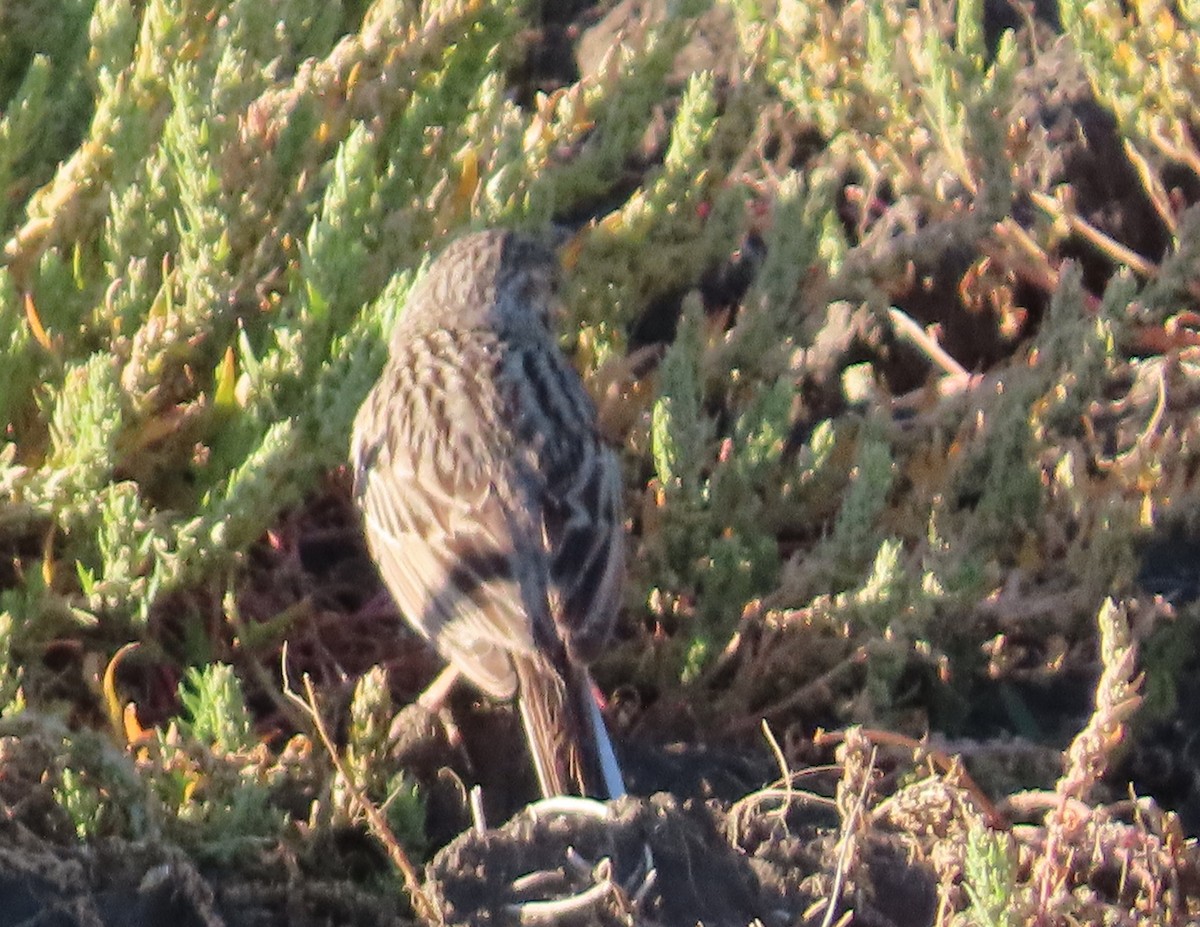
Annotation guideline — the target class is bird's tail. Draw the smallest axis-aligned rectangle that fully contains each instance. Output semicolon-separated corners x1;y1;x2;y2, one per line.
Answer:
514;653;625;800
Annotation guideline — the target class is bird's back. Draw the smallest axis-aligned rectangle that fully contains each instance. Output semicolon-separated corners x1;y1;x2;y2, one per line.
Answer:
351;228;627;798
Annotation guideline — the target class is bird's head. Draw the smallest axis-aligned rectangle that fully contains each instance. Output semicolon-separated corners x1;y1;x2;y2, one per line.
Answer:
393;229;563;348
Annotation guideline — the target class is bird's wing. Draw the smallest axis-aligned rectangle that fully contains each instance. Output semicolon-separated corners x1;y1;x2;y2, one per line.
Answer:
352;330;539;699
548;441;624;663
503;342;625;665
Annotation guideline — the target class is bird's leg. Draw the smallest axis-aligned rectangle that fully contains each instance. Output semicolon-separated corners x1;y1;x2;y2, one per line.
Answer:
417;664;461;712
416;664;466;750
388;664;466;758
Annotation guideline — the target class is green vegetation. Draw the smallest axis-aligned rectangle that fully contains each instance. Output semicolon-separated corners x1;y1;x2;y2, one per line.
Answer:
960;825;1020;927
0;0;1198;923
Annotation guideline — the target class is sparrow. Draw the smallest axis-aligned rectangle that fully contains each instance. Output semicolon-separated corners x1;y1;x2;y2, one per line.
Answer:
351;229;625;799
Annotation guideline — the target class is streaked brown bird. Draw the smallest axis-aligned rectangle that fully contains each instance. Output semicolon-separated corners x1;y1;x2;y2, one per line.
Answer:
351;229;625;799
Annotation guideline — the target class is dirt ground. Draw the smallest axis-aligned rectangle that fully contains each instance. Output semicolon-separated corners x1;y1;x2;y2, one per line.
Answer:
4;0;1200;925
0;725;942;926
